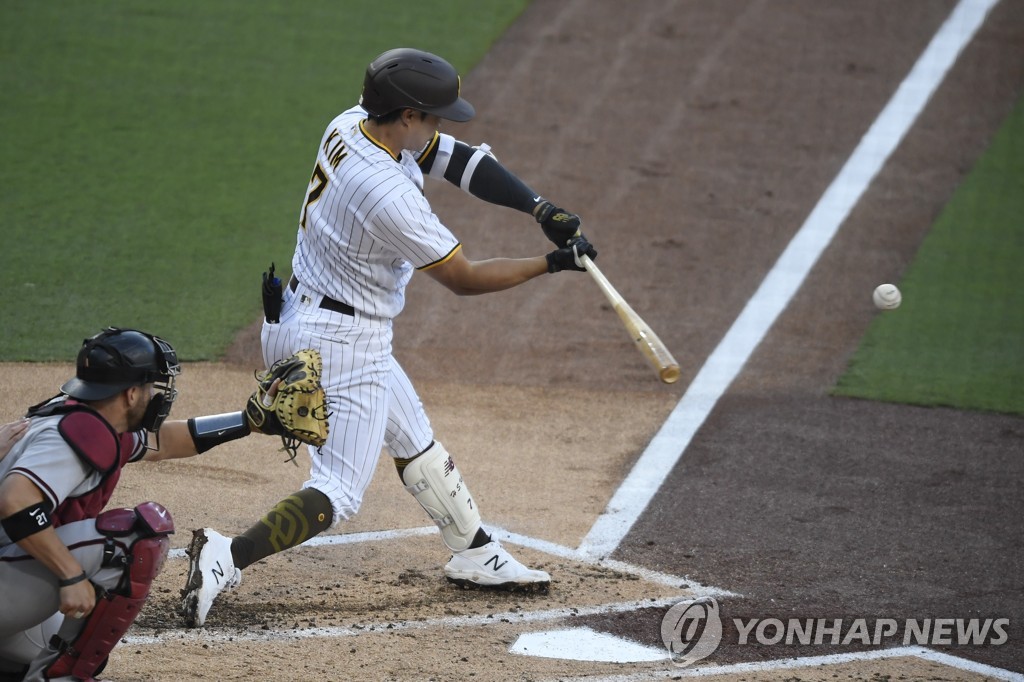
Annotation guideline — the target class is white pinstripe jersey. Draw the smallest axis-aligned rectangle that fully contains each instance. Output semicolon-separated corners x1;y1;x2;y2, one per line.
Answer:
292;105;460;319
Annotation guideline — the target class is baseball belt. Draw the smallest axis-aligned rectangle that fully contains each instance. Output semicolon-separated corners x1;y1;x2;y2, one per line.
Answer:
289;276;355;316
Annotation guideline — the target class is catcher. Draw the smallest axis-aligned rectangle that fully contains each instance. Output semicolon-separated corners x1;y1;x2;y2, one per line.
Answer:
0;328;325;681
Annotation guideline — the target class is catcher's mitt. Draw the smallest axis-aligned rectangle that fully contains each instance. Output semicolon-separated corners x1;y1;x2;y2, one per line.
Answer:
245;349;329;464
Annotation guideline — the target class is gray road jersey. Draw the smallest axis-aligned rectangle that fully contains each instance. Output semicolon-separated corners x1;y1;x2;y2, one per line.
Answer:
0;412;144;547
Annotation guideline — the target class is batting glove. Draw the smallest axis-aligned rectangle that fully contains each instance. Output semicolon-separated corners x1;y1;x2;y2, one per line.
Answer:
546;236;597;273
534;200;582;247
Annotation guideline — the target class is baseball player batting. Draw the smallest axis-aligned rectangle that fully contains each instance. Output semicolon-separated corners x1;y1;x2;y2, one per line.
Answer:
182;47;597;627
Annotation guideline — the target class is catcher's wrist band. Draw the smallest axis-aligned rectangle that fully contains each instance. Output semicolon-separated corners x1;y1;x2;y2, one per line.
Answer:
188;411;251;454
58;570;88;588
1;501;54;542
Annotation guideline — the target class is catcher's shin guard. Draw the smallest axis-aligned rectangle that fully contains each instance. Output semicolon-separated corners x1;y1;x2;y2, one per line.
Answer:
400;441;481;552
45;502;172;680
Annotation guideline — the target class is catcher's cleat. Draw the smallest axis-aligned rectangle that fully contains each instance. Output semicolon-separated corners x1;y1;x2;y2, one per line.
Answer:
181;528;241;627
444;540;550;593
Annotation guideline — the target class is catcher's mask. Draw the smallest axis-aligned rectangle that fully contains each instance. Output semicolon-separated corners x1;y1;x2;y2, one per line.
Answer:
359;47;475;122
61;327;181;436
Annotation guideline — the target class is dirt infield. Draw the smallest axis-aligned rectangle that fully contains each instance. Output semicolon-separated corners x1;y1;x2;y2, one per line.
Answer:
4;0;1023;679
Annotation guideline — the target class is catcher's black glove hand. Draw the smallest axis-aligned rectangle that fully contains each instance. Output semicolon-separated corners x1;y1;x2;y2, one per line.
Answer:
546;236;597;273
534;200;582;247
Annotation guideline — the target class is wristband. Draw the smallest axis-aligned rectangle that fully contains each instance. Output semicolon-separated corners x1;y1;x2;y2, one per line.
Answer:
188;411;251;454
58;571;88;588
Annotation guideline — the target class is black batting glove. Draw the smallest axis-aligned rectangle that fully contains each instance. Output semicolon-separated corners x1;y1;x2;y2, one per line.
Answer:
546;236;597;273
534;200;582;247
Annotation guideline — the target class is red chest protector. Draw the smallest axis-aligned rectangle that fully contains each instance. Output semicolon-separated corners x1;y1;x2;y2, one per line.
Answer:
28;398;138;526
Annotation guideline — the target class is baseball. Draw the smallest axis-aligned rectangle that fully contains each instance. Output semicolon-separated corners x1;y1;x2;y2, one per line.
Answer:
873;283;902;310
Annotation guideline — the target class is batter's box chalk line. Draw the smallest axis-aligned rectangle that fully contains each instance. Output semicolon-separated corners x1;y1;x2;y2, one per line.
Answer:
166;522;739;597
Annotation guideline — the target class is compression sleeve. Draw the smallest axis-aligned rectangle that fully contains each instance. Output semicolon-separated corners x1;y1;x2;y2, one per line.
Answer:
422;137;543;214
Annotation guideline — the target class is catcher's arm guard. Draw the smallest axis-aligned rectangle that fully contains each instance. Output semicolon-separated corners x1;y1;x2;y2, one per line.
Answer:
245;349;329;464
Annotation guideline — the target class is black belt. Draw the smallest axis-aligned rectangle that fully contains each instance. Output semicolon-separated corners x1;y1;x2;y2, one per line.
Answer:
289;276;355;316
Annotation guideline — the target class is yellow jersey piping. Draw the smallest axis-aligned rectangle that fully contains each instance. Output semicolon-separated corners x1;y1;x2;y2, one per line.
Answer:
417;243;462;271
359;120;398;160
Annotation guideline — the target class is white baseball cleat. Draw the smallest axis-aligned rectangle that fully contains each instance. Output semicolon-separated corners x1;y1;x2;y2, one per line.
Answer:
181;528;242;627
444;540;550;592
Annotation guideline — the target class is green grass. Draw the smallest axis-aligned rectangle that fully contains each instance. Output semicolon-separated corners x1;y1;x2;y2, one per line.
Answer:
0;1;528;360
834;92;1024;415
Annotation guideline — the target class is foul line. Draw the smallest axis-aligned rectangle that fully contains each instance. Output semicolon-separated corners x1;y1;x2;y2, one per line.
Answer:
577;0;1000;560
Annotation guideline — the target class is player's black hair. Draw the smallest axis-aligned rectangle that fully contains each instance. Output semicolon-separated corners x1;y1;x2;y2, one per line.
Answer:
367;108;428;125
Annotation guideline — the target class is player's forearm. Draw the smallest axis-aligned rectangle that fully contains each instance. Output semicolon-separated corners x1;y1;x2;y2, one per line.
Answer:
142;413;251;461
0;477;82;581
442;257;549;296
14;526;85;582
141;420;200;461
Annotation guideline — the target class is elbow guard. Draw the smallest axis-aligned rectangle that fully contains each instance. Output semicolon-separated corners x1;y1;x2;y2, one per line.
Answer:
443;141;540;214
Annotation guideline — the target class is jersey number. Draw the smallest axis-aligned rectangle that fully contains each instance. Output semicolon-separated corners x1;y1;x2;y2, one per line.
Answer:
301;163;328;230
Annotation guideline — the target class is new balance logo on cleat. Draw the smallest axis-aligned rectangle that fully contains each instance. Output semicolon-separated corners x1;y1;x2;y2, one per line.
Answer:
443;539;551;593
484;554;508;571
181;528;242;628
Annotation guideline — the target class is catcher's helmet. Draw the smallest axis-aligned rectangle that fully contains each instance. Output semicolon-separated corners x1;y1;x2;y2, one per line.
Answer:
61;328;180;401
359;48;475;122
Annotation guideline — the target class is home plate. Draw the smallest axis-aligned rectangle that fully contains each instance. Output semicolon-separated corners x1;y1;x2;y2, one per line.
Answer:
510;627;667;663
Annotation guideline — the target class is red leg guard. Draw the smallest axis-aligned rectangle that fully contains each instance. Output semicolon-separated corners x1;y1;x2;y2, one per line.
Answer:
45;503;172;680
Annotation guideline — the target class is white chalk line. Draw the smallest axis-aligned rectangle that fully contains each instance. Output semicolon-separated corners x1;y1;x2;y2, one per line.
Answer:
578;0;1000;561
150;1;1016;679
123;595;684;646
571;0;1015;678
556;646;1023;682
168;524;738;598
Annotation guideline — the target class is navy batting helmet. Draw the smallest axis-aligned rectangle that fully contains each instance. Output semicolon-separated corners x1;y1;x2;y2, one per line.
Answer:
359;48;475;122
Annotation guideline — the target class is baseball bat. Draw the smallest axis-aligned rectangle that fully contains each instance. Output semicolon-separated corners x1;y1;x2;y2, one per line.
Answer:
580;255;681;384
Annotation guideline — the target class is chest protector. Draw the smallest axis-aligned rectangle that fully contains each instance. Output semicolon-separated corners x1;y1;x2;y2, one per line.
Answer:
27;398;137;526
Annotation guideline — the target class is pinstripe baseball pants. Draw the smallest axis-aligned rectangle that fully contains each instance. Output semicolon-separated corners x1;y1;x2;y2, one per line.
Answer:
261;279;433;525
